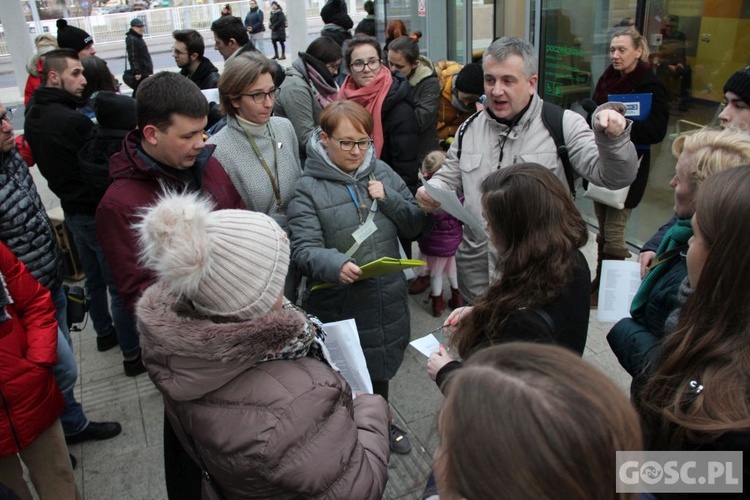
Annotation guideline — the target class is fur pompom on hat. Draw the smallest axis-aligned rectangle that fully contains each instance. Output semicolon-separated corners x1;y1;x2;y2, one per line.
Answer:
57;19;93;53
454;62;484;96
136;191;289;321
724;66;750;106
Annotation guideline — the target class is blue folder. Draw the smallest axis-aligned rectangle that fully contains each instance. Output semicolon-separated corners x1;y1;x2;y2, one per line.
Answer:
608;93;652;121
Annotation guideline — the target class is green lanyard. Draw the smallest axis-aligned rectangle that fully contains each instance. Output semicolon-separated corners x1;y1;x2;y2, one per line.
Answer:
244;124;282;211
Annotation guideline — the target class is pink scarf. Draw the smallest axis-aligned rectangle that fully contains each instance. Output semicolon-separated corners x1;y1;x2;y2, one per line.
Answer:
336;66;392;157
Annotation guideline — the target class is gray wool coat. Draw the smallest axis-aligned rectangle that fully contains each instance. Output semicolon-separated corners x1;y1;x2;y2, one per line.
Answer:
288;133;428;381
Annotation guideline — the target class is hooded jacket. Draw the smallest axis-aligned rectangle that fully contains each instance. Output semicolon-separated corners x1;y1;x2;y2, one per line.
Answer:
287;132;428;380
181;57;220;90
269;7;286;41
0;242;64;457
137;289;390;499
24;87;97;216
435;60;472;140
24;58;44;107
407;56;440;161
429;94;638;301
274;55;337;159
96;130;244;315
381;72;420;193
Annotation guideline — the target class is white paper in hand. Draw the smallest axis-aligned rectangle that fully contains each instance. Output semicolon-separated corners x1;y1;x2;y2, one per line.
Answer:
422;181;488;238
322;319;373;394
410;334;441;357
597;260;641;322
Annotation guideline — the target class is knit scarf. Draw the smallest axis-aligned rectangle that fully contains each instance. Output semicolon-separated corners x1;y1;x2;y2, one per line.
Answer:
630;218;693;315
306;63;339;107
593;60;653;105
337;66;392;157
257;300;333;366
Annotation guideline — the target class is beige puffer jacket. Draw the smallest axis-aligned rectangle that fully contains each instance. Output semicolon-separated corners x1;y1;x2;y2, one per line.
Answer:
429;93;638;301
137;285;390;500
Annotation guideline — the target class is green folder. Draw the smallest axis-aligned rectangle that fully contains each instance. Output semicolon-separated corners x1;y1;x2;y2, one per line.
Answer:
311;257;426;291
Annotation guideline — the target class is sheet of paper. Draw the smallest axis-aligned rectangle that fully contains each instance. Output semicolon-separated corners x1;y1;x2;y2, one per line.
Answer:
409;334;441;357
597;260;642;323
322;319;373;394
201;88;220;103
422;181;488;238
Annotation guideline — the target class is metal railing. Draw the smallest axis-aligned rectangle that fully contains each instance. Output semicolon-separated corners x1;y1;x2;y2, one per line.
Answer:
0;0;367;56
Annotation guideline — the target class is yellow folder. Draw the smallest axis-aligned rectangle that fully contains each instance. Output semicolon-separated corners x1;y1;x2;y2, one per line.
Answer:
311;257;426;291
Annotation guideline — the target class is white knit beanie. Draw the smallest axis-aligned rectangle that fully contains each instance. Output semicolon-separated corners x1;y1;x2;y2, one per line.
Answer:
137;191;289;321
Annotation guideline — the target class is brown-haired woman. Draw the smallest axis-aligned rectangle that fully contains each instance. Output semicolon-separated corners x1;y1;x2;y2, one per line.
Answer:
287;100;428;454
337;36;420;193
435;343;642;500
637;166;750;486
428;163;590;388
207;52;300;225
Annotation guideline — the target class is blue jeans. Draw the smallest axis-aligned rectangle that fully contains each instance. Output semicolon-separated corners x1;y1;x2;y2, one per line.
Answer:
64;213;140;359
50;285;89;436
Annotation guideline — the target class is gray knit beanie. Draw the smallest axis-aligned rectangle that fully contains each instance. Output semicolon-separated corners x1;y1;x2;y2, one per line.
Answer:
137;191;289;321
724;66;750;105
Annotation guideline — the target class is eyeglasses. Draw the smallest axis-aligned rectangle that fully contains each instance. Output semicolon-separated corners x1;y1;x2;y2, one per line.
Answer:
350;58;381;73
171;47;187;55
331;136;373;151
0;108;13;124
326;60;341;74
241;88;279;103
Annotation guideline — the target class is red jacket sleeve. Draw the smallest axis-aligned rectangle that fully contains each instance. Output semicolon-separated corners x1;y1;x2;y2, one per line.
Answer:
0;242;58;366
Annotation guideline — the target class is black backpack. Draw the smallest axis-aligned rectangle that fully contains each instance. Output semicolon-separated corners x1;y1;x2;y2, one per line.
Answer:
77;127;128;202
455;100;576;197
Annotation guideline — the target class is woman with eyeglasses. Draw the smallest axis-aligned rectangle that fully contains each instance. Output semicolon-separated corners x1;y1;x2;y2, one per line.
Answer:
337;35;420;194
288;100;428;455
208;52;301;296
275;37;343;162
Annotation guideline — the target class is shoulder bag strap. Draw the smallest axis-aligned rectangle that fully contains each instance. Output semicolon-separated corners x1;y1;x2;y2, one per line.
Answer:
541;100;576;198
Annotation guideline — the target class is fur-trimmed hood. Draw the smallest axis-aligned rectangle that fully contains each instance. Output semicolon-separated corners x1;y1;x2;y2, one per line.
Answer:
137;281;307;401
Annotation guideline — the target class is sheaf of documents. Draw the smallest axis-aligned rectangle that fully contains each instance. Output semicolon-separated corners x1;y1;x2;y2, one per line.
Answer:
422;181;488;238
322;319;373;394
597;260;641;323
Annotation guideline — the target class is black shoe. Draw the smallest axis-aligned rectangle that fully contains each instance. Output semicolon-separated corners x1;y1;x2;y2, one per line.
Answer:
279;55;286;60
65;421;122;444
96;330;119;352
389;423;412;454
69;453;77;469
123;352;146;377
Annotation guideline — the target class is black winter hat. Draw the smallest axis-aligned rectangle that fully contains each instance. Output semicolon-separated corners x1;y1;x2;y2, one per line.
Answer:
455;63;485;96
724;66;750;106
94;91;136;131
320;1;343;24
56;19;93;53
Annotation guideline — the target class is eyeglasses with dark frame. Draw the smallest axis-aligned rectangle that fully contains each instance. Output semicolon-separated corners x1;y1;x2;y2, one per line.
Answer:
350;58;381;73
0;108;13;124
171;46;187;56
241;88;279;103
331;136;373;151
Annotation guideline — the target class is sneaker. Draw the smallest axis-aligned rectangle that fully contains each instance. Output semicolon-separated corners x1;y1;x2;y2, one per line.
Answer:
123;352;147;377
389;423;412;454
96;330;119;352
65;421;122;444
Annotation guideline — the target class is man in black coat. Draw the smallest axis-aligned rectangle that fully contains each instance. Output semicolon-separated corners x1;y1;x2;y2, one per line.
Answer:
24;49;145;377
125;17;153;96
172;29;220;90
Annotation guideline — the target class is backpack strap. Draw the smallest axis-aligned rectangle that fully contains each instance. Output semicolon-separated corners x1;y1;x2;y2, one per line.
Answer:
541;101;576;198
455;109;482;161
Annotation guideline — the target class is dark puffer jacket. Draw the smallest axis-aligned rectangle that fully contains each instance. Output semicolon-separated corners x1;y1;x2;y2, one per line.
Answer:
0;242;64;456
381;71;420;193
288;133;428;381
0;149;61;290
137;289;390;499
269;8;286;41
417;210;462;257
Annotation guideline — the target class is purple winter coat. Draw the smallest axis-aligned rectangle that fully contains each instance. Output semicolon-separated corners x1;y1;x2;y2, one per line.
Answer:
417;210;463;257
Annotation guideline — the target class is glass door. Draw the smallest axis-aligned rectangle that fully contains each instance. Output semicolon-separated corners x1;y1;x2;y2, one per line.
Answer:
447;0;467;62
